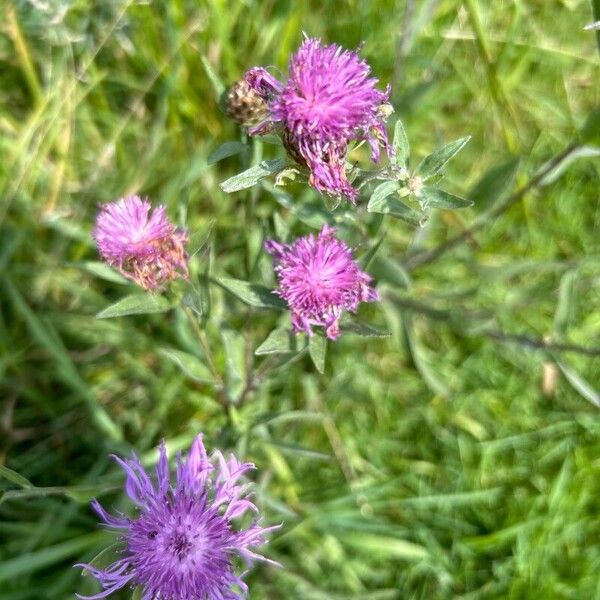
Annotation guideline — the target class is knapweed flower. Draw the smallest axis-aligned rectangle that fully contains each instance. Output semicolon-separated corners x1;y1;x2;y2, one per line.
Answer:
265;225;378;339
94;196;188;290
76;435;278;600
242;36;391;201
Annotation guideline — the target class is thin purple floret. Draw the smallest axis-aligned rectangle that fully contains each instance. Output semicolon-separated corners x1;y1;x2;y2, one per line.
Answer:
93;196;188;290
265;225;378;339
76;435;279;600
244;36;391;201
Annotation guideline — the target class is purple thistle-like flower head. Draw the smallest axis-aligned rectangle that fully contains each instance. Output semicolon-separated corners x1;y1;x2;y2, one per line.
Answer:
243;37;391;201
265;225;378;340
94;196;188;290
76;435;278;600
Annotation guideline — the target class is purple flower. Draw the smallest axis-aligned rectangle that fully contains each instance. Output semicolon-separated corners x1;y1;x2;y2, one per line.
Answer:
265;225;378;340
75;435;278;600
244;37;391;201
94;196;188;290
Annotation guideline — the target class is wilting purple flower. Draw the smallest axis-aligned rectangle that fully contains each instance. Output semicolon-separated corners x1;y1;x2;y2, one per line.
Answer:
243;36;391;201
265;225;378;339
94;196;188;290
76;435;278;600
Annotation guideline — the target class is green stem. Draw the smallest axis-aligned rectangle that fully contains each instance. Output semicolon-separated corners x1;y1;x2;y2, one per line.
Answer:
182;305;229;406
7;3;42;107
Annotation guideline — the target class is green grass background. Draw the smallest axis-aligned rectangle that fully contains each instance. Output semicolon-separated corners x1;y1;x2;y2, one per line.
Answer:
1;1;599;598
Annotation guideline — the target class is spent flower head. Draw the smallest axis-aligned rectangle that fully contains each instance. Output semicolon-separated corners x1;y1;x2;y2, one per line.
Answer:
94;196;188;290
265;224;378;339
241;36;391;202
76;435;278;600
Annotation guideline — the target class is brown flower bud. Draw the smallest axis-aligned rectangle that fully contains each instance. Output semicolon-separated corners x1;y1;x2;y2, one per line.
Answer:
225;79;269;127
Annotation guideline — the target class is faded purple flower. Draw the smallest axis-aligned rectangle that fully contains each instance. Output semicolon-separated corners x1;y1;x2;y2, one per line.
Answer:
94;196;188;290
265;225;378;340
76;435;278;600
243;36;391;201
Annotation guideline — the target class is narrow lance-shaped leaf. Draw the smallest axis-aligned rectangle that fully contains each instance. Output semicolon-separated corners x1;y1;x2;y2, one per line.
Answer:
158;348;213;383
214;276;286;309
416;186;473;210
339;532;429;561
469;157;520;211
403;313;450;398
221;327;246;400
70;261;129;284
556;359;600;408
200;54;225;100
220;158;288;193
368;182;422;225
308;334;327;374
0;465;33;489
589;0;600;57
537;145;600;187
208;142;249;165
553;269;577;339
415;136;471;180
340;319;391;338
580;106;600;144
96;294;173;318
255;328;305;355
391;118;410;168
369;254;411;289
359;231;387;270
187;219;216;257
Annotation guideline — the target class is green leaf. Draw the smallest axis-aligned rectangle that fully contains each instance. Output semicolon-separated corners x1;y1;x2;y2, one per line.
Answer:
340;533;429;561
214;276;286;309
187;219;216;257
589;0;600;56
221;327;246;399
0;533;107;582
96;294;173;318
158;348;213;382
323;194;342;212
416;186;473;209
182;283;210;318
403;314;450;398
369;180;398;205
4;278;123;442
308;334;326;374
538;145;600;186
415;136;471;180
367;184;422;225
340;320;391;338
220;158;288;193
208;141;248;165
255;328;305;355
0;484;114;505
200;54;225;100
553;269;577;339
359;231;386;270
369;254;411;289
556;359;600;408
69;261;128;284
392;118;410;168
0;465;33;489
469;157;520;211
251;410;323;427
580;106;600;144
262;439;331;461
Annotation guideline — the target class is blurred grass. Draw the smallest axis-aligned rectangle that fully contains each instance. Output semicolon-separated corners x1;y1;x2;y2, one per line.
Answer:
0;0;599;598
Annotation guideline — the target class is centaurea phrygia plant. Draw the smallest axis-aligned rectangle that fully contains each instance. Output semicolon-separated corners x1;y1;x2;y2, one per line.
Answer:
76;435;278;600
94;195;188;290
239;36;391;201
265;225;378;339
